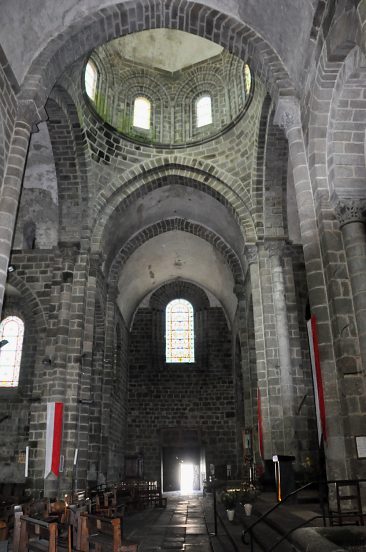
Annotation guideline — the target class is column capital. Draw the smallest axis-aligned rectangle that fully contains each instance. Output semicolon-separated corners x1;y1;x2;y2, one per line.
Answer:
334;199;366;227
274;97;301;133
264;239;286;258
244;244;258;265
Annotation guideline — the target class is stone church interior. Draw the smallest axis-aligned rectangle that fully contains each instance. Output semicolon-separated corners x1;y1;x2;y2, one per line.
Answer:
0;0;366;550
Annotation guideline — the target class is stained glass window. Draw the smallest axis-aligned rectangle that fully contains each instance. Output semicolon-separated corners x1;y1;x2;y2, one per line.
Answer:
85;60;98;101
196;95;212;127
244;64;252;95
166;299;195;363
0;316;24;387
133;96;151;129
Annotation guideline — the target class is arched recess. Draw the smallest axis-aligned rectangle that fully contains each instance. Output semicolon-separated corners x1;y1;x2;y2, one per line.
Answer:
18;0;294;114
92;161;256;250
327;47;366;200
307;9;363;206
45;86;91;242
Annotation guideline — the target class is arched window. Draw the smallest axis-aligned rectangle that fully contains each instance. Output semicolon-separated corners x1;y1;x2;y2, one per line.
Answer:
166;299;195;363
0;316;24;387
133;96;151;130
196;95;212;127
85;59;98;101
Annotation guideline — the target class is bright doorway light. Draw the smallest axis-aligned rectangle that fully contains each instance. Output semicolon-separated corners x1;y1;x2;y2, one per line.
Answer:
180;463;194;493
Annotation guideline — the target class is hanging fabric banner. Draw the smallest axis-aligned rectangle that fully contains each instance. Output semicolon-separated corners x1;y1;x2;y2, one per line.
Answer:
257;388;264;458
307;315;327;445
44;402;64;478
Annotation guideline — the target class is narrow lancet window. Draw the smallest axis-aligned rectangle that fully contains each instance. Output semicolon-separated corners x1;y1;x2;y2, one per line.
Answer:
85;60;98;101
133;96;151;129
0;316;24;387
166;299;195;363
196;95;212;127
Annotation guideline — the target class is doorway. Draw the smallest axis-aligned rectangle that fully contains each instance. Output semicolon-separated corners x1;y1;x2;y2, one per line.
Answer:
162;446;202;493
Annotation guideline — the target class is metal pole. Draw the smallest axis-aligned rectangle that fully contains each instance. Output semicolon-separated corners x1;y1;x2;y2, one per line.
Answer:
213;482;217;536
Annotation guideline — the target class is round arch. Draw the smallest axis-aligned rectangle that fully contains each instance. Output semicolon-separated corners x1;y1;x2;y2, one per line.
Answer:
92;161;256;251
108;217;244;288
18;0;294;112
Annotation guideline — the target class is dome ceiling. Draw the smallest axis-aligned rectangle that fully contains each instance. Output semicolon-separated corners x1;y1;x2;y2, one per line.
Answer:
105;29;224;73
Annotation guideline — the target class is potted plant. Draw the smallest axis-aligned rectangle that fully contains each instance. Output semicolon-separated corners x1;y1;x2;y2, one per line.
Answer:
239;483;259;516
221;490;237;521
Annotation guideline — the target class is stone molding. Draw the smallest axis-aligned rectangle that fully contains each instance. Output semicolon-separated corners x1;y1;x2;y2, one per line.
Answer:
274;97;301;133
334;199;366;227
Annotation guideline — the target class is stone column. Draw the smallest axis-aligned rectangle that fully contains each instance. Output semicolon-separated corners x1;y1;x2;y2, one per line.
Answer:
244;244;273;459
0;102;45;314
265;240;296;456
335;199;366;372
274;98;348;479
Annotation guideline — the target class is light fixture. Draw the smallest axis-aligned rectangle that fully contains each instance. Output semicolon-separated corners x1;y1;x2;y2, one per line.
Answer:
7;265;16;273
0;339;8;348
42;356;52;365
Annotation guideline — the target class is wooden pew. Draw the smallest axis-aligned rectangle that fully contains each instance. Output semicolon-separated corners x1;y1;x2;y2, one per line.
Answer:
79;513;138;552
18;516;60;552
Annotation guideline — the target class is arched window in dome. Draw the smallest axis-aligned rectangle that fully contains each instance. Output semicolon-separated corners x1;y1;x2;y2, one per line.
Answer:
0;316;24;387
166;299;195;363
85;59;98;101
133;96;151;130
196;95;212;128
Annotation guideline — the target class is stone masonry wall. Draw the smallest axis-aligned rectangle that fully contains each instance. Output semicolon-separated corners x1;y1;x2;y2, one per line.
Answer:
127;304;236;482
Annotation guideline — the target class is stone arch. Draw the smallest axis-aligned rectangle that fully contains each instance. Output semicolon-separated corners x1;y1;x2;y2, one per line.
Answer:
18;0;294;112
108;217;244;287
46;85;91;241
5;273;47;333
149;280;210;311
92;160;256;250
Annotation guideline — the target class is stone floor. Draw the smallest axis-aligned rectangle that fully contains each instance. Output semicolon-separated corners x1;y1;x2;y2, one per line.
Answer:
123;493;235;551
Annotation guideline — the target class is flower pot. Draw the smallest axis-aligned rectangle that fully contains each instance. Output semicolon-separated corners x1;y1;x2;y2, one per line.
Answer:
226;509;235;521
243;503;253;516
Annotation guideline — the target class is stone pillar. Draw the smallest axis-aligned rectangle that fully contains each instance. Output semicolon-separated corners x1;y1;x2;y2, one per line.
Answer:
0;102;45;315
274;98;348;479
265;240;296;456
335;199;366;372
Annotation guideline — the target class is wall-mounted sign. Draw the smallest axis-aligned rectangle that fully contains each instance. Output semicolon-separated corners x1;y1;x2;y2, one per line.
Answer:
356;436;366;459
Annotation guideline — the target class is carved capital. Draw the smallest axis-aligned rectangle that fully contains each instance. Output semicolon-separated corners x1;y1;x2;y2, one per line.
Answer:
274;97;301;133
334;199;366;227
59;241;80;264
264;239;286;258
244;244;258;265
